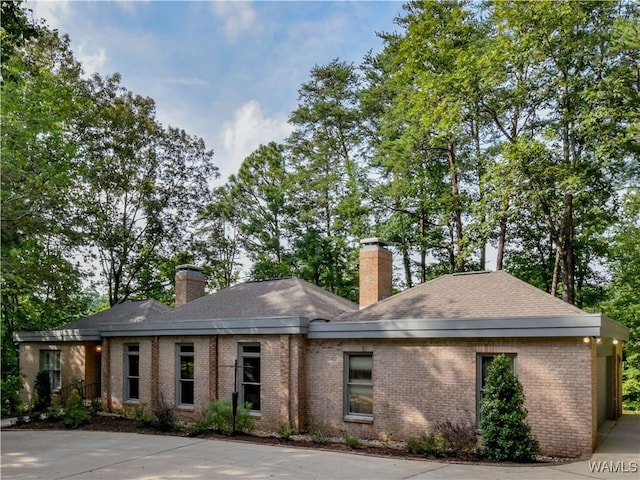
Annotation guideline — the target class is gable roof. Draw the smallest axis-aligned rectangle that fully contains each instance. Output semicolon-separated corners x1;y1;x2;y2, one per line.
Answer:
341;270;585;321
153;277;358;323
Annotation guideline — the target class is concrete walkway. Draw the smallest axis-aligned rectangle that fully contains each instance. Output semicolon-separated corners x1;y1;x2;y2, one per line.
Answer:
2;415;638;480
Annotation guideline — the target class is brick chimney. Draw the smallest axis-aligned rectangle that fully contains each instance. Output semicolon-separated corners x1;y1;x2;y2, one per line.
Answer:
359;238;392;309
175;265;206;306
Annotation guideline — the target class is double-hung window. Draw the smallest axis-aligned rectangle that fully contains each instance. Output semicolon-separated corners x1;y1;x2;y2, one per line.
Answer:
240;344;260;412
40;350;61;391
125;344;140;401
177;344;195;406
345;354;373;417
476;353;516;422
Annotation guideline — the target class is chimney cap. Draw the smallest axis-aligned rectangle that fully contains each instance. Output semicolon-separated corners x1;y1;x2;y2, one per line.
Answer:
176;264;204;274
360;238;392;248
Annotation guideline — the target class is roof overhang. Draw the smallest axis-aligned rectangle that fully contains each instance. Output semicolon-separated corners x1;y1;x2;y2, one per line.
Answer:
308;314;630;340
13;329;101;342
100;316;310;337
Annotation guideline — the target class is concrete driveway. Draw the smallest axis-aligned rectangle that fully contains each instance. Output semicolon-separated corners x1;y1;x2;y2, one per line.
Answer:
2;415;638;480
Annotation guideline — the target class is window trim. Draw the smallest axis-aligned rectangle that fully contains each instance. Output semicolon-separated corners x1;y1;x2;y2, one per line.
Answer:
39;350;61;391
476;353;516;423
177;343;195;407
125;344;140;402
344;353;373;419
239;343;261;413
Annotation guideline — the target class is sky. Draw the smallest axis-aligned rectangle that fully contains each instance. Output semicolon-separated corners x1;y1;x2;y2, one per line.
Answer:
29;0;405;183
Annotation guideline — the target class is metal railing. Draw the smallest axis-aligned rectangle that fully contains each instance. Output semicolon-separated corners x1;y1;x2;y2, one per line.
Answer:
59;380;100;404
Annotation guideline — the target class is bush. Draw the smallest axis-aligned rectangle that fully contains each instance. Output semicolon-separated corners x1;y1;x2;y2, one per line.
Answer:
62;389;90;428
89;398;103;416
480;354;539;462
34;371;52;412
1;375;22;415
205;399;255;435
406;432;445;457
153;395;175;432
435;414;478;458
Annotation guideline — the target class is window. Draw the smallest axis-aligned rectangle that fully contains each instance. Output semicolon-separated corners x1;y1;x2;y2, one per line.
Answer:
345;354;373;417
125;344;139;401
476;353;516;422
39;350;61;391
240;344;260;411
177;344;194;406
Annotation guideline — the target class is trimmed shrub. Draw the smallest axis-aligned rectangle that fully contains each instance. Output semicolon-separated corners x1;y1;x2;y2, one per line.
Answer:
480;354;540;462
205;399;255;435
62;389;90;428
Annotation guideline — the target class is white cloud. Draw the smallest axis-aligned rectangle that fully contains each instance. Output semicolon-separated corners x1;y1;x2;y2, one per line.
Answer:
30;0;72;30
218;100;293;180
76;45;107;75
210;1;256;41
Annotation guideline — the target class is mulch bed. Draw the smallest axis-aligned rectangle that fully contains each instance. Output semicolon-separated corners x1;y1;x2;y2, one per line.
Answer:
6;414;578;465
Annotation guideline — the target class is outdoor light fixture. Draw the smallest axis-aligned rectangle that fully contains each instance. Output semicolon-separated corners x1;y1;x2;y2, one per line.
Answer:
583;337;590;343
596;338;602;343
613;339;619;345
96;345;103;353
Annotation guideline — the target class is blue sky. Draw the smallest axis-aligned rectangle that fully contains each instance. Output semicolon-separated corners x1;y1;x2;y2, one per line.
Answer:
29;0;405;182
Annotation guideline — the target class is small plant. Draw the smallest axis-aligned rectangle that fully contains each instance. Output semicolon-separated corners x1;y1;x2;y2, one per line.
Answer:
205;399;255;435
480;354;540;462
34;371;52;412
379;432;393;447
276;422;294;440
62;389;90;428
133;402;155;426
89;398;103;416
310;427;328;445
153;395;175;432
435;414;478;458
342;430;361;448
406;432;445;457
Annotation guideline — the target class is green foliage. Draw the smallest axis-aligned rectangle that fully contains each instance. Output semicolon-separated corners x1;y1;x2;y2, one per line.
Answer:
480;354;539;462
34;371;52;412
310;427;329;445
89;398;103;416
62;389;90;428
342;430;361;448
204;399;255;436
1;374;22;415
406;432;445;457
276;422;294;440
600;190;640;410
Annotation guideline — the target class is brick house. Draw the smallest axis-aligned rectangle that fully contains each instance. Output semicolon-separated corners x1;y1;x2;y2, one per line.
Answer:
15;239;629;457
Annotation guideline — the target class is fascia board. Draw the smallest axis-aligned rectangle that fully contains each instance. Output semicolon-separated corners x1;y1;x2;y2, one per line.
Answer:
308;315;604;339
600;315;630;341
12;329;101;342
100;316;309;337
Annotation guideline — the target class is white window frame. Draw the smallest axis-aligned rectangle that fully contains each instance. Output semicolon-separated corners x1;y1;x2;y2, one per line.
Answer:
239;344;261;412
125;344;140;401
344;353;373;418
39;350;61;391
177;343;195;406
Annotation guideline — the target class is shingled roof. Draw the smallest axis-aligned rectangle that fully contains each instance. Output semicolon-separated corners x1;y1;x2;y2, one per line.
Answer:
153;277;358;322
62;300;172;329
341;270;585;321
